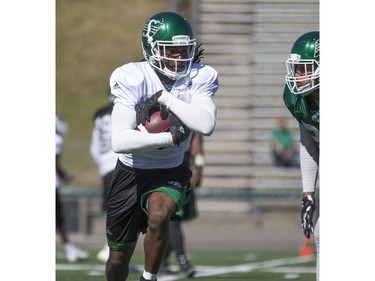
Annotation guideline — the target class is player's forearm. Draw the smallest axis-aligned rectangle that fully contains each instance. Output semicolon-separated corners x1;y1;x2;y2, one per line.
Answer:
111;102;174;153
112;129;173;153
158;91;216;136
300;143;319;193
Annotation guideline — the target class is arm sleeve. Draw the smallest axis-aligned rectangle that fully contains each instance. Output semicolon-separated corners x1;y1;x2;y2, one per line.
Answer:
159;92;216;136
111;102;174;153
157;66;218;136
299;123;319;193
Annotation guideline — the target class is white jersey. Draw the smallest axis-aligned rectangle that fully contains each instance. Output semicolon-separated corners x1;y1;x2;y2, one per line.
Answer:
90;104;118;176
110;61;219;169
56;133;63;188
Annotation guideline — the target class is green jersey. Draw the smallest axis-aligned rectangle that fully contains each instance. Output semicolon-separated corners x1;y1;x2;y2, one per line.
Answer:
283;85;319;144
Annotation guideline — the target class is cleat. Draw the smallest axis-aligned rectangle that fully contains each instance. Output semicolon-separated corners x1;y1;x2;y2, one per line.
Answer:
178;255;196;278
64;243;89;262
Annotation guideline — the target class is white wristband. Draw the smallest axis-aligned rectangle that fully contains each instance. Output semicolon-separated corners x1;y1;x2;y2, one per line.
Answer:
194;153;205;167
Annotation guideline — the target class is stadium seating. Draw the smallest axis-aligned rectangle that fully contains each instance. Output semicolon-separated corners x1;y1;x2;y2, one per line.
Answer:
193;0;319;191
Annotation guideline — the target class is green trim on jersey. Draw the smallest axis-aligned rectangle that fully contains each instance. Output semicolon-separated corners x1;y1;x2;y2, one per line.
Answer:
107;239;131;251
106;229;146;251
140;186;190;220
283;85;319;143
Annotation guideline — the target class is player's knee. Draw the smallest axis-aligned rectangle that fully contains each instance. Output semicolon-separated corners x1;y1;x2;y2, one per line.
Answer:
106;259;129;280
147;194;175;234
108;250;129;266
148;211;169;234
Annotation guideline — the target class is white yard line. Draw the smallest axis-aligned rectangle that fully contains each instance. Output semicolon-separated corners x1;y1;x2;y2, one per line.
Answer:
191;256;314;279
56;264;106;271
56;255;314;280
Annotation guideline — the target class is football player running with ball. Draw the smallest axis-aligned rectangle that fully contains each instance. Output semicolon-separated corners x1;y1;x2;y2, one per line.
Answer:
105;12;219;281
283;31;320;281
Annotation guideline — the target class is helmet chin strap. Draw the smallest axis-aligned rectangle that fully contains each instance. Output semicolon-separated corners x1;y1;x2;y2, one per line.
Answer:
298;84;314;96
153;63;178;81
156;59;189;81
298;79;319;96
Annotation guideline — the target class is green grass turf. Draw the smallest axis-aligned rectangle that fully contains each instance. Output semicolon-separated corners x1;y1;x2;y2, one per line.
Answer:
56;249;316;281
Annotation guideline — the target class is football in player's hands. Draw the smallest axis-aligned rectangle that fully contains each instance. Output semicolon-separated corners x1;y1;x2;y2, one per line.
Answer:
136;110;171;133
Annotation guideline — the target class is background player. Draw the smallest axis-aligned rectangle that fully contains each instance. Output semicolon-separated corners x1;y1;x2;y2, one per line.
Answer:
90;94;118;263
105;11;219;281
56;114;89;262
283;31;320;281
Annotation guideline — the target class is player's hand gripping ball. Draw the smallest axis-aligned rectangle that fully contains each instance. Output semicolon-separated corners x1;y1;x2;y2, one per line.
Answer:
137;109;171;133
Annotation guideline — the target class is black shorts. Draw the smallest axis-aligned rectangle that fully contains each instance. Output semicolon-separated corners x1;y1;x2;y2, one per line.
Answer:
56;189;65;231
106;160;192;250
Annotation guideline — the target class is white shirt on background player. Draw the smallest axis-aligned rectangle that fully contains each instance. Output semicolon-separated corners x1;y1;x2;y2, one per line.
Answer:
90;111;118;176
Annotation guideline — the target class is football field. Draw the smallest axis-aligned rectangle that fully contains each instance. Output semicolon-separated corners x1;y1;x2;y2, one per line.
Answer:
56;200;315;280
56;249;315;281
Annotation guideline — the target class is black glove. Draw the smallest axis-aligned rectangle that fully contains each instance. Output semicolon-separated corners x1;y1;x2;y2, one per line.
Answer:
160;104;168;120
301;195;316;238
169;112;186;146
136;90;163;126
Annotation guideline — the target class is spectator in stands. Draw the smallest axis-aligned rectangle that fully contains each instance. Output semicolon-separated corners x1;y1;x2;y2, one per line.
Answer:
159;133;204;278
56;114;89;262
271;117;299;168
105;11;218;281
283;31;320;281
90;93;118;263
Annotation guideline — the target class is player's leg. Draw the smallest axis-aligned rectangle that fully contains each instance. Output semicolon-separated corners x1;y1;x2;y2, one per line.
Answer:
314;217;320;281
56;189;68;244
106;242;137;281
169;220;184;256
169;220;195;277
140;162;192;280
159;239;173;274
143;191;176;277
105;162;142;280
56;189;88;262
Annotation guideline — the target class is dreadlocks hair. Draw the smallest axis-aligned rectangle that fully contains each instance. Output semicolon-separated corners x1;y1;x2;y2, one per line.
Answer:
193;43;205;63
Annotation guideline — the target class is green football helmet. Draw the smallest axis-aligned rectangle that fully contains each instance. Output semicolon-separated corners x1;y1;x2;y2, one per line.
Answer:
142;12;196;80
285;31;320;96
